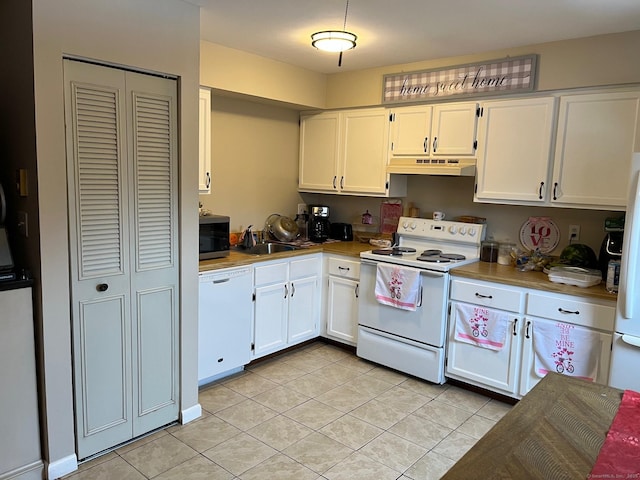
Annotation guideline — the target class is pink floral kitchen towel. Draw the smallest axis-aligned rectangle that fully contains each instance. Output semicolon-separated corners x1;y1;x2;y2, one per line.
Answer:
533;318;601;381
375;263;421;311
454;303;509;351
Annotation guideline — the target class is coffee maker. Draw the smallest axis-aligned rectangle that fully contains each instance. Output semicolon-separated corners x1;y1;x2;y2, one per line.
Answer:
598;216;624;278
309;205;330;243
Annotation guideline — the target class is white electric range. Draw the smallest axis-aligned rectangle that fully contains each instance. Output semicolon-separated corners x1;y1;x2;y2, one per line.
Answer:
357;217;486;384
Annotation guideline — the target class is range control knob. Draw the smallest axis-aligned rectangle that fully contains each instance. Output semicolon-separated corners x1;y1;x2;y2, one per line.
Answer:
402;221;410;229
448;225;457;234
459;226;467;235
468;227;476;237
410;222;417;230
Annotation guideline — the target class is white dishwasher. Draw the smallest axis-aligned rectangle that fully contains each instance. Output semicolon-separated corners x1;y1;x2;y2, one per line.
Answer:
198;266;253;385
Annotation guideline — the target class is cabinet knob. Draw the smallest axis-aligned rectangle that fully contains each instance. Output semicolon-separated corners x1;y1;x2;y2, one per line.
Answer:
96;283;109;292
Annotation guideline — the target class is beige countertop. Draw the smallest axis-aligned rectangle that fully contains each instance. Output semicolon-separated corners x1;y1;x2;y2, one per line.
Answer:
450;261;617;302
198;240;372;272
200;243;617;302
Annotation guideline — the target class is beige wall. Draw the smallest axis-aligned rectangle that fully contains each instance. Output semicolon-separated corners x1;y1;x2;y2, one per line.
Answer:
199;95;305;231
28;0;200;476
325;30;640;108
200;41;327;109
306;177;618;257
204;30;640;256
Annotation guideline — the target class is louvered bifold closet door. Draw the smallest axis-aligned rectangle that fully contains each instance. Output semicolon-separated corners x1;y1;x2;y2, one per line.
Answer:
64;60;133;460
126;72;179;437
64;60;179;460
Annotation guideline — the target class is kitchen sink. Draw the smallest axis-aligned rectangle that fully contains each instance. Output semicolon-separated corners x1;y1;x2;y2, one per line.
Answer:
236;242;300;255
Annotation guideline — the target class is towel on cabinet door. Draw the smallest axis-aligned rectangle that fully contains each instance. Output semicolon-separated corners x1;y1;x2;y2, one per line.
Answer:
374;263;422;311
533;318;602;381
454;303;509;351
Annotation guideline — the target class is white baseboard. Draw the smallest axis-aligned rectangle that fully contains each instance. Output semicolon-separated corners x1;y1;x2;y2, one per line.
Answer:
47;454;77;480
180;403;202;425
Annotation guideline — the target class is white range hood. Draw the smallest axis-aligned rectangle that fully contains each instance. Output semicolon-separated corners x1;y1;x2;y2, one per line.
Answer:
387;158;476;176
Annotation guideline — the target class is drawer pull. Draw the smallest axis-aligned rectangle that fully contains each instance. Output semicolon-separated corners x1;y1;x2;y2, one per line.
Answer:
525;320;531;339
558;307;579;315
338;266;351;271
475;292;493;299
513;318;518;336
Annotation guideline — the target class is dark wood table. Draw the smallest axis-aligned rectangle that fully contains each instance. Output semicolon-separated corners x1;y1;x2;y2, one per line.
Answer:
442;373;623;479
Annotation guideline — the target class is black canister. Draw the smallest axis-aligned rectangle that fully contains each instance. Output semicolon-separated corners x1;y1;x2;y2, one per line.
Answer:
480;241;499;263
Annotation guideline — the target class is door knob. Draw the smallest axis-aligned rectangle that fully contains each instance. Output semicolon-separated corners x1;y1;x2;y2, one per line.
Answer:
96;283;109;292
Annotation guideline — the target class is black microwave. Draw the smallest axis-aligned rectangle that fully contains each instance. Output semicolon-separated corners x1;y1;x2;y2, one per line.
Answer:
199;214;230;260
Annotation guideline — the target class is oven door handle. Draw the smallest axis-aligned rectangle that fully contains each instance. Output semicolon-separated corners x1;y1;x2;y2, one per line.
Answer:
360;260;446;278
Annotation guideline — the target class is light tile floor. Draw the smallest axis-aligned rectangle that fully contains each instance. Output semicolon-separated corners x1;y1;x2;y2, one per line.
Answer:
63;341;513;480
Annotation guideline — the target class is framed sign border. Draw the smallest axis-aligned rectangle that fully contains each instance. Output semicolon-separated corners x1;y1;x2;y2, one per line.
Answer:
382;54;538;105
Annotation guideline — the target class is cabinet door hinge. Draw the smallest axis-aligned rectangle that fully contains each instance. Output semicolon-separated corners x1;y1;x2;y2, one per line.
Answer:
252;292;256;301
447;303;451;315
390;141;394;151
476;106;484;117
385;181;389;190
389;113;395;122
473;140;478;150
445;356;448;367
251;342;255;351
474;183;478;194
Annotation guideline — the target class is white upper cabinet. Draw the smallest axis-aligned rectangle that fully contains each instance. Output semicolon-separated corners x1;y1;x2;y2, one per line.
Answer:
475;97;556;204
431;102;479;155
388;102;478;157
299;109;407;197
298;111;340;192
388;105;433;155
198;87;212;194
475;88;640;209
551;91;640;209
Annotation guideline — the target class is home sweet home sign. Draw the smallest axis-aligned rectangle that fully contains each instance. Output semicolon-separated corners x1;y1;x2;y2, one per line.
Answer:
382;54;537;104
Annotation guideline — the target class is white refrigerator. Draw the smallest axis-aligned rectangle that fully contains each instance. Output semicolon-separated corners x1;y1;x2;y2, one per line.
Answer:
609;152;640;390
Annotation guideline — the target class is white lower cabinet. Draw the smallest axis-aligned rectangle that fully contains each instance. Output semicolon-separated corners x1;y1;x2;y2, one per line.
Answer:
253;254;321;358
518;291;614;396
447;277;615;398
447;279;525;397
325;256;360;345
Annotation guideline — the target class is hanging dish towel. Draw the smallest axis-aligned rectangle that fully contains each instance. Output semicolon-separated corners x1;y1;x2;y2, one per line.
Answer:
374;263;421;311
533;318;602;381
454;303;509;351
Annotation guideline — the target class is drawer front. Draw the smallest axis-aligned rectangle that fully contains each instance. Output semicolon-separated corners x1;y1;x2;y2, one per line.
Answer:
526;292;614;330
254;261;288;286
450;279;523;312
289;255;320;280
328;257;360;280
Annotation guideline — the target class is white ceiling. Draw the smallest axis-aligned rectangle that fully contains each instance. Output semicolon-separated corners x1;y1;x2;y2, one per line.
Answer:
194;0;640;74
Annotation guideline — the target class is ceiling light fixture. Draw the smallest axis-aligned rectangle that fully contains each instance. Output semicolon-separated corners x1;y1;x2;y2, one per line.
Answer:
311;0;357;67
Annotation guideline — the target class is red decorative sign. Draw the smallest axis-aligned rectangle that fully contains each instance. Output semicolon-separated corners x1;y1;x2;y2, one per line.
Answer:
519;217;560;253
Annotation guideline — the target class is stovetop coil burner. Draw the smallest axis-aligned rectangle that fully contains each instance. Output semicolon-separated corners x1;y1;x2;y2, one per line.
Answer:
371;247;417;256
416;252;466;263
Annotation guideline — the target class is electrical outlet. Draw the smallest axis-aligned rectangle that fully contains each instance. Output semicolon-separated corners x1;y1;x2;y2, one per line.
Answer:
569;224;580;242
297;203;307;215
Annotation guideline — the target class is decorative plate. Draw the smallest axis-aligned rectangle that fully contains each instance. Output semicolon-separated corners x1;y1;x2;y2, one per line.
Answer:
519;217;560;254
